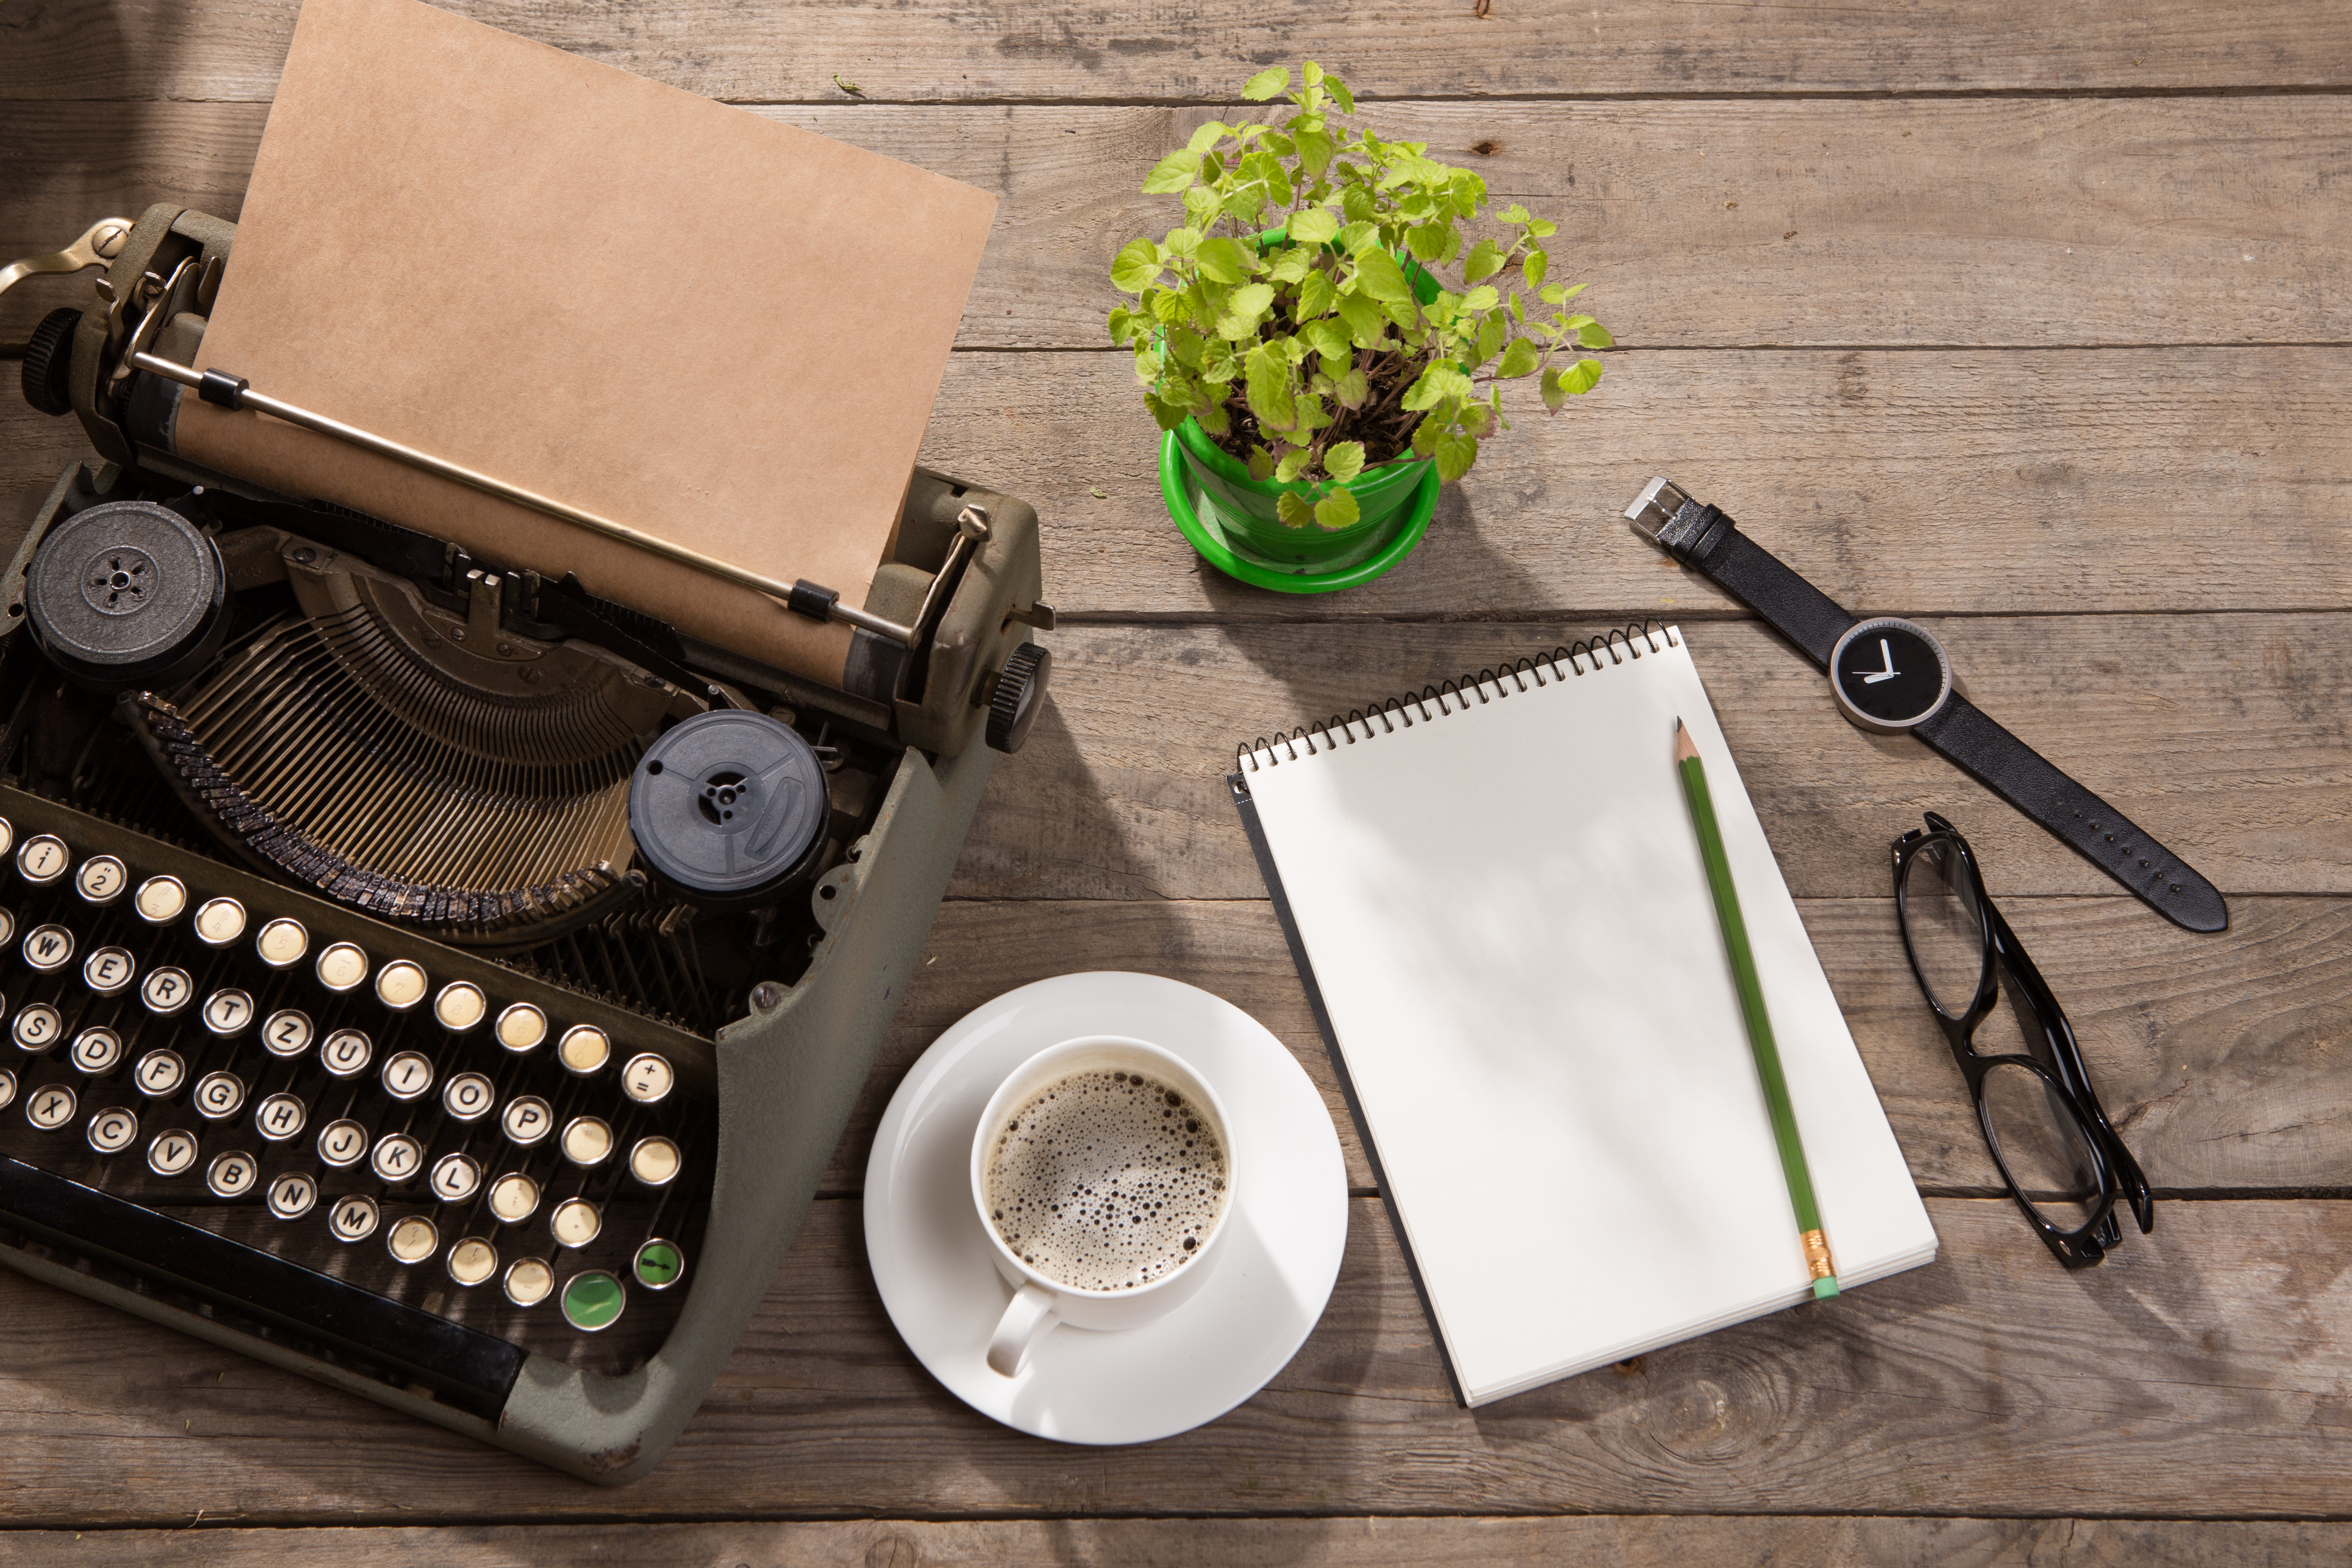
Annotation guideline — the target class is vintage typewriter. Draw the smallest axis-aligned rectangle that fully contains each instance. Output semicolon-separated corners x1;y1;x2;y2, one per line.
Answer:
0;208;1051;1479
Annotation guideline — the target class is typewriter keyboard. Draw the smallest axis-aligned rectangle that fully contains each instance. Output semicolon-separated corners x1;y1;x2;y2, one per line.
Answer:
0;787;713;1404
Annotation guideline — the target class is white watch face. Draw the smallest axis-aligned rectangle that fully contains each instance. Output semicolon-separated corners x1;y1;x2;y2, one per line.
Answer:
1830;618;1953;731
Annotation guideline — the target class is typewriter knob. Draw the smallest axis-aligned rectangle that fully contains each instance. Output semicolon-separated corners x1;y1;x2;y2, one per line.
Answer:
984;641;1051;754
19;307;81;418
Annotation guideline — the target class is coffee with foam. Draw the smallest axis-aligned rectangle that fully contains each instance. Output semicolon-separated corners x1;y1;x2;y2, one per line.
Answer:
983;1068;1229;1291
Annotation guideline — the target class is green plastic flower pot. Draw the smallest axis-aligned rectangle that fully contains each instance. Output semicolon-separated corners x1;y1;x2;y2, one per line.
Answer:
1167;418;1435;579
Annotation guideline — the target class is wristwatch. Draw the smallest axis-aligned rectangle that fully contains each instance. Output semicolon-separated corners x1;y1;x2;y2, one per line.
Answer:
1623;476;2226;933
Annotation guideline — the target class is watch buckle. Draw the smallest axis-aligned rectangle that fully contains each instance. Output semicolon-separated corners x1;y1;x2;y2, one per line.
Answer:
1621;475;1692;542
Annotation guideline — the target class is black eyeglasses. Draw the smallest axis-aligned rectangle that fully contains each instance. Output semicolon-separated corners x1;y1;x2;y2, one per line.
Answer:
1892;812;2153;1266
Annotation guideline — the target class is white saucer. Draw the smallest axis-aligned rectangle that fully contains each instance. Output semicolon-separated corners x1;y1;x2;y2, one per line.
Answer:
864;971;1349;1444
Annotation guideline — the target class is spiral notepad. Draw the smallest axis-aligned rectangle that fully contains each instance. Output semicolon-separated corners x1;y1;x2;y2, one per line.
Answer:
1229;624;1936;1405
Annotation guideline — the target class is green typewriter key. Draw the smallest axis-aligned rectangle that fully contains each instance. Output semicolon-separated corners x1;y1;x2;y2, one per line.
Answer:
633;1238;686;1291
560;1269;625;1332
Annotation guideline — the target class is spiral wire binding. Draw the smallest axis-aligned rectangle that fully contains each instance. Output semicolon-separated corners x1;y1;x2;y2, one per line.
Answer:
1237;621;1680;772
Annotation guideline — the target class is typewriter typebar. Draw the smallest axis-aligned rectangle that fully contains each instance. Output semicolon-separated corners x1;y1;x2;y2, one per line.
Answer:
0;206;1052;1481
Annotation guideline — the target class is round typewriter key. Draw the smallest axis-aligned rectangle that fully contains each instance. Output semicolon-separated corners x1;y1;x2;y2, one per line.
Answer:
0;818;13;855
68;1027;122;1075
267;1171;317;1220
255;918;308;969
628;1135;682;1188
434;981;486;1033
200;988;255;1037
13;1004;61;1052
621;1052;674;1105
82;945;134;995
192;897;246;947
371;1132;423;1183
550;1197;602;1249
504;1256;554;1307
633;1239;686;1291
561;1115;613;1168
387;1214;438;1265
429;1151;482;1203
374;959;428;1011
133;874;186;924
448;1236;498;1288
133;1049;185;1097
319;1028;373;1078
495;1002;546;1053
501;1094;553;1146
193;1071;245;1120
328;1194;380;1242
24;1082;75;1130
22;924;74;972
147;1128;198;1176
314;941;367;992
206;1150;257;1198
0;909;13;945
316;1118;367;1168
74;855;126;904
261;1008;314;1058
442;1071;494;1121
0;1068;13;1109
86;1105;137;1155
254;1092;306;1143
380;1050;435;1101
489;1172;540;1223
560;1269;625;1332
140;965;193;1016
18;834;69;884
556;1024;610;1075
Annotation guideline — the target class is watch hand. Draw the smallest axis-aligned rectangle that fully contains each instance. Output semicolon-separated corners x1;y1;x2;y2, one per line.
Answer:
1862;637;1900;684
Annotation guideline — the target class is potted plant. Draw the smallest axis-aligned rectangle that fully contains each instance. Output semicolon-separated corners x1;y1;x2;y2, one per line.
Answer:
1109;62;1610;592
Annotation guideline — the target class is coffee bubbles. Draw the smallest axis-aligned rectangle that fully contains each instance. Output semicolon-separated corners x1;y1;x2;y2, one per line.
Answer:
984;1069;1229;1291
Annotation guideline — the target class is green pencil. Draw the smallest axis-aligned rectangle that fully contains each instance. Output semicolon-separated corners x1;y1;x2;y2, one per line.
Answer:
1674;717;1840;1300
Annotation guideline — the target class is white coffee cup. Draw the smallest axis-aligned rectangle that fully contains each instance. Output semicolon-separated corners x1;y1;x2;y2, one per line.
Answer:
970;1035;1236;1377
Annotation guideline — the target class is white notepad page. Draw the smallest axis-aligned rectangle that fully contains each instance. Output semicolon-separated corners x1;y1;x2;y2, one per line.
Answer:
1241;629;1936;1404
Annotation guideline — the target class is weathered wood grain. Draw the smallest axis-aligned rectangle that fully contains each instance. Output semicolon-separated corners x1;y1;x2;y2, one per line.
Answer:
6;1195;2352;1522
3;0;2346;104
12;98;2349;351
844;895;2352;1199
947;616;2351;903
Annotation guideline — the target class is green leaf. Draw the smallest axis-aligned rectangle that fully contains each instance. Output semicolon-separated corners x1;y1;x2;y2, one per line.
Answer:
831;73;863;95
1333;367;1369;406
1527;217;1558;238
1302;60;1324;87
1107;305;1135;345
1313;486;1361;530
1161;225;1202;258
1433;429;1479;483
1242;66;1291;100
1275;489;1314;527
1182;184;1221;228
1248;445;1276;481
1405;222;1450;263
1463;238;1505;283
1214;282;1275;340
1327;76;1355;114
1110;238;1162;294
1163;326;1205;368
1198;402;1231;436
1187;121;1228;155
1576;320;1615;348
1274;446;1311;483
1521;249;1548;291
1265;246;1315;285
1144;392;1191;430
1292;128;1335;178
1353;248;1414;305
1287;206;1340;245
1301;318;1351;359
1298;269;1336;319
1323;440;1366;483
1333;290;1385;346
1150;288;1188;324
1472;314;1506;368
1244;342;1297;431
1560;357;1604;394
1194;236;1253;285
1142;148;1204;194
1556;281;1589;302
1538;283;1567;306
1495;338;1540;378
1461;284;1499;312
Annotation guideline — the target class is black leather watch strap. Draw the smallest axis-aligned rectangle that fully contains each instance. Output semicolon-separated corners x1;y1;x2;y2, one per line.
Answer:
1655;501;1856;664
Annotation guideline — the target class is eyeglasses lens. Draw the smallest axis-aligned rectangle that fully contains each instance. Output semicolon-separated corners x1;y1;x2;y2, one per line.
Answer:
1903;841;1989;1016
1980;1061;2104;1231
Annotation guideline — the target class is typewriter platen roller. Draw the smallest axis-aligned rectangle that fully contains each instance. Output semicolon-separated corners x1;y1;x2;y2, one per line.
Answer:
0;205;1051;1481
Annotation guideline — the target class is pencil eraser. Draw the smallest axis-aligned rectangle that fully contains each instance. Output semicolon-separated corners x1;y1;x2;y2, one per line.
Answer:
1812;1276;1841;1300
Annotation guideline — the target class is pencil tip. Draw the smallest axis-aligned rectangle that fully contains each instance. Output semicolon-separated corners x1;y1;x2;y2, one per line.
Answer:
1672;719;1699;763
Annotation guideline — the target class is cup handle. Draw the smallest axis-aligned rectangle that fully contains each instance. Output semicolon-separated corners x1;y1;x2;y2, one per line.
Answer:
987;1280;1060;1377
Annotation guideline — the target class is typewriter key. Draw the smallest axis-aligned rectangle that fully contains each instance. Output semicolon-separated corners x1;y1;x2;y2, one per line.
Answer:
501;1095;554;1146
74;855;126;904
0;910;13;945
504;1256;554;1307
0;1069;13;1109
317;1119;368;1169
22;924;74;972
489;1172;540;1223
134;1050;185;1097
133;874;186;924
68;1027;122;1075
18;835;69;884
0;818;12;855
633;1239;686;1291
380;1050;435;1101
192;897;246;947
550;1197;602;1249
560;1269;625;1332
328;1194;380;1242
14;1004;62;1051
255;1093;306;1143
86;1106;137;1155
442;1072;494;1121
82;946;134;995
374;959;428;1011
255;918;308;969
561;1116;614;1167
148;1129;198;1176
628;1135;682;1188
448;1237;498;1288
430;1151;483;1203
267;1171;317;1220
24;1083;74;1130
320;1029;373;1078
193;1072;246;1120
206;1150;257;1198
495;1003;547;1053
557;1024;610;1075
621;1053;675;1105
371;1133;423;1183
261;1009;314;1058
434;981;486;1033
200;988;255;1037
141;966;193;1016
314;942;367;992
387;1215;438;1265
